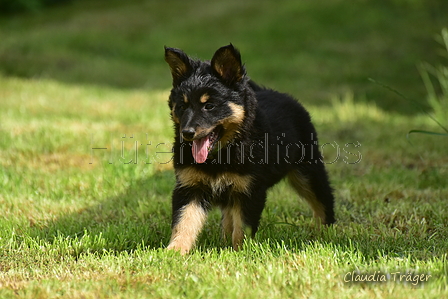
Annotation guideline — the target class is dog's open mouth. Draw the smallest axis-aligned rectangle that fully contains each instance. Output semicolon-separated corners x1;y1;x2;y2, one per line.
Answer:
192;126;222;163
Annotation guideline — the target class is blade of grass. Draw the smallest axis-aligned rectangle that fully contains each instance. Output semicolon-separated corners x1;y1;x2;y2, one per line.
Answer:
368;78;448;134
407;130;448;137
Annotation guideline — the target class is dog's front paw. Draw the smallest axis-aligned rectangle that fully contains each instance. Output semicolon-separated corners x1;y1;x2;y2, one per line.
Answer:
166;241;191;255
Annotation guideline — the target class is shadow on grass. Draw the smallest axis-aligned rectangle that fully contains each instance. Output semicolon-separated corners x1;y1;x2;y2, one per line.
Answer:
28;168;446;263
30;170;175;255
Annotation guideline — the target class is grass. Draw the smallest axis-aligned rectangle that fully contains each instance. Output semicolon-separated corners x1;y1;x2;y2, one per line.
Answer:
1;0;448;298
1;0;448;113
411;28;448;137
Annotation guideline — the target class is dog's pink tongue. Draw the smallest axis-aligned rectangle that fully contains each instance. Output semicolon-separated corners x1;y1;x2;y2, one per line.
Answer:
192;136;210;163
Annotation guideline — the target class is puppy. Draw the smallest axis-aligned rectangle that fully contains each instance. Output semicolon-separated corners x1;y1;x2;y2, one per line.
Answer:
164;44;335;254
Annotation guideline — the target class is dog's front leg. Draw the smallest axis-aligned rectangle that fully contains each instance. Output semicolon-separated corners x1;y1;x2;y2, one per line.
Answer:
221;188;267;251
221;203;245;251
167;190;207;255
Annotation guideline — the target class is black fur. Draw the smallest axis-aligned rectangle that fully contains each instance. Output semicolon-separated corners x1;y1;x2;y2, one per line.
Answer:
164;44;335;253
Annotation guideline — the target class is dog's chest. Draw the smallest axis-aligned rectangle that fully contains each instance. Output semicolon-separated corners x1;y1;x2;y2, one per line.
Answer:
175;167;252;196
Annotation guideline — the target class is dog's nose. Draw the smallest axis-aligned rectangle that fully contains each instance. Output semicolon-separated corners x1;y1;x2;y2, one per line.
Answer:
182;128;195;140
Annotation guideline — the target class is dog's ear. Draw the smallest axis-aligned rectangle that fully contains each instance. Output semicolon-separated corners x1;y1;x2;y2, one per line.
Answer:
211;44;245;85
165;47;193;86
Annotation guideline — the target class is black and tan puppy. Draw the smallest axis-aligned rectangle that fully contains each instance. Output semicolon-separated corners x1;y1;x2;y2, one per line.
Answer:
164;44;335;254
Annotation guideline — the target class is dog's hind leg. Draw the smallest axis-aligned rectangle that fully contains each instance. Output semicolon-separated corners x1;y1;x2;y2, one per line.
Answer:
221;204;244;251
287;165;335;225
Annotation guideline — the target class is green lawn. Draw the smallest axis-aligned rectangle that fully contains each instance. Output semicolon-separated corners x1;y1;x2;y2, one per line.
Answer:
1;0;447;298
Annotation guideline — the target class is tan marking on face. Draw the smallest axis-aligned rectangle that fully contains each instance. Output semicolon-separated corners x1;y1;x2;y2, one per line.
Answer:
167;200;207;255
191;126;214;141
171;103;180;123
176;167;252;195
200;93;210;103
218;102;245;144
287;171;327;225
183;94;188;103
226;102;245;124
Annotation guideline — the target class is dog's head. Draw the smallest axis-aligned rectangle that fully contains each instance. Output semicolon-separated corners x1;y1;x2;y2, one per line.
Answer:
164;44;253;163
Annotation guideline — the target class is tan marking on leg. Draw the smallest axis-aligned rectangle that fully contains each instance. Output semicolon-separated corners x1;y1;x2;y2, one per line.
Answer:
183;94;188;103
199;93;210;103
288;170;327;225
221;204;244;250
221;207;234;242
230;205;244;251
167;201;207;255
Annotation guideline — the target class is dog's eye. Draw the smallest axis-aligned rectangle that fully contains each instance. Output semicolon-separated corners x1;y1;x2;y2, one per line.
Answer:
203;103;215;111
178;104;186;111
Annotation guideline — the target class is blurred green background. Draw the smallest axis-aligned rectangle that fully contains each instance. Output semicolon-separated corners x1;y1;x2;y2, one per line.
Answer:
1;0;448;114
